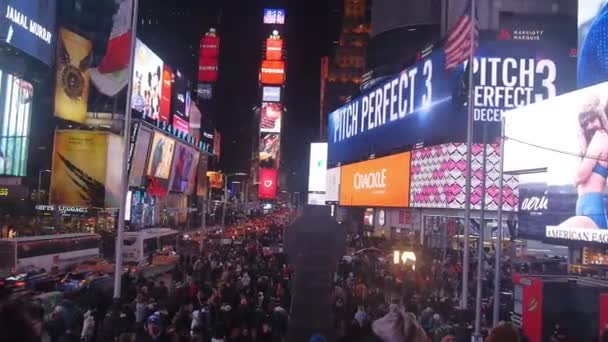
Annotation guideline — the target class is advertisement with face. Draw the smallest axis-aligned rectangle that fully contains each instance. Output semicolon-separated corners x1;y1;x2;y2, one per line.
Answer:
172;70;190;134
0;0;56;65
340;152;411;207
259;168;278;199
578;0;608;88
260;103;282;133
128;127;152;187
259;133;280;169
325;167;341;203
169;143;198;193
54;28;92;124
146;132;175;180
50;130;123;208
0;73;33;177
504;81;608;243
260;60;285;85
132;39;164;121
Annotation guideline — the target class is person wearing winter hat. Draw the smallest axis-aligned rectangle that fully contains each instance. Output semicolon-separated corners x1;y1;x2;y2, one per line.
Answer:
433;324;457;342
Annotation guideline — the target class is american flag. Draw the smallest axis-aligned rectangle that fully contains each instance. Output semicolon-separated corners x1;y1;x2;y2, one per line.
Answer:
444;0;479;70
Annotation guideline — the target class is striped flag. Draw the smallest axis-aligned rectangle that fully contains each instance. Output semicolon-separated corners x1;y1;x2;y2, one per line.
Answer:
445;0;479;70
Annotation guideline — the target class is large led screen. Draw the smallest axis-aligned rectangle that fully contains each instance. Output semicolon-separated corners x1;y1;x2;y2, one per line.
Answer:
266;38;283;60
196;154;208;197
340;152;411;207
54;28;92;124
159;65;172;123
0;0;56;65
260;103;282;133
263;8;285;24
0;72;33;177
504;81;608;243
169;143;198;193
146;132;175;180
308;143;327;192
259;168;278;200
128;127;152;187
325;167;341;203
132;39;164;121
171;70;190;134
578;0;608;88
260;60;285;85
259;133;280;169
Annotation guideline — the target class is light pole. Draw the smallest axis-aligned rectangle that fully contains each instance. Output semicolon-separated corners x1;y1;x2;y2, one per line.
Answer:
37;169;51;205
221;172;247;227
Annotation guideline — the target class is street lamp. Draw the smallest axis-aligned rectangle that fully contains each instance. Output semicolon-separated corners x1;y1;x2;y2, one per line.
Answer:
222;172;247;227
37;169;51;205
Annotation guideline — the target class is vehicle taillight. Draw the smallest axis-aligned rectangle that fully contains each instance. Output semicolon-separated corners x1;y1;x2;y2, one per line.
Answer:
14;281;26;287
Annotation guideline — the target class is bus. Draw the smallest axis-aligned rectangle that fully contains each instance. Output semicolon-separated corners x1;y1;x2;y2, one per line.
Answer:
0;233;101;275
122;228;179;263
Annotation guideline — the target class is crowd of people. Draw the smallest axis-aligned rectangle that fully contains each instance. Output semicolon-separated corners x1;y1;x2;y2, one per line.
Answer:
1;208;539;342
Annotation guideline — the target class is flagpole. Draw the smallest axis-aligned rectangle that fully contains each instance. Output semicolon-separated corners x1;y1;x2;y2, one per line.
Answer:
113;0;139;300
492;116;506;326
460;0;477;311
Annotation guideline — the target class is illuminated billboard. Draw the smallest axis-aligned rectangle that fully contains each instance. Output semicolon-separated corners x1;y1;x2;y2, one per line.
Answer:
207;171;223;189
0;73;33;177
307;143;328;205
0;0;56;65
132;39;164;121
260;103;282;133
146;132;175;180
198;58;218;83
262;86;281;102
196;154;208;197
171;70;190;134
259;168;278;199
325;167;341;203
54;28;92;124
266;38;283;60
50;130;123;208
259;133;280;169
160;66;172;123
200;34;220;59
578;0;608;88
504;81;608;243
128;126;152;187
168;143;198;193
260;60;285;85
340;152;411;207
263;8;285;24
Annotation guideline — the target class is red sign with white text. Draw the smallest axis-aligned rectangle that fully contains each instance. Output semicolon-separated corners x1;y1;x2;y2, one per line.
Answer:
200;36;220;58
160;66;172;123
260;60;285;85
259;168;277;199
266;38;283;61
198;58;219;82
173;116;189;134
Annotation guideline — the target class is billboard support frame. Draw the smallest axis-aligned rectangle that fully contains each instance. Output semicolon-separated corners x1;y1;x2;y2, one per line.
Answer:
113;0;139;300
493;116;506;326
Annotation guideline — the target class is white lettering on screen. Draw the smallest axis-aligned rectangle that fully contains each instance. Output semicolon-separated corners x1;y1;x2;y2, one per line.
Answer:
353;169;387;190
5;5;52;45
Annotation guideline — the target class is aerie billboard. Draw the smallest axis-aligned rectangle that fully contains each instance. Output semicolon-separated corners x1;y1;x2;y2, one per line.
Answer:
340;152;411;207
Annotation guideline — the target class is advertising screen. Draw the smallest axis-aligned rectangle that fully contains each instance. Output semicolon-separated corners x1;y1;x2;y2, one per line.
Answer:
197;83;212;100
200;115;215;155
578;0;608;88
259;168;278;199
260;103;282;133
146;132;175;180
308;143;327;192
0;0;56;65
169;143;198;193
128;127;152;187
214;130;221;160
0;72;33;177
504;81;608;243
171;71;190;134
263;8;285;24
340;152;411;207
50;131;123;208
266;38;283;60
262;86;281;102
328;27;577;166
132;39;164;121
326;167;341;203
259;133;280;169
160;65;172;123
196;154;208;197
207;171;223;189
200;35;220;58
198;57;218;83
54;28;92;124
260;60;285;85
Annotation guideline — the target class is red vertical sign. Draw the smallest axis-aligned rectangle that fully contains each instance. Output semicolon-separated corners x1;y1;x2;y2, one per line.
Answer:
160;66;172;123
259;168;277;199
521;278;543;342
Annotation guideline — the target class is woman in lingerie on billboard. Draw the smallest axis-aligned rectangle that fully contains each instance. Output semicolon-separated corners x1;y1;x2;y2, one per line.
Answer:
560;97;608;229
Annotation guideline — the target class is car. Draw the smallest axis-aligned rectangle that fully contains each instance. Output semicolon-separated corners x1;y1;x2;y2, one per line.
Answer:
151;250;180;266
71;258;115;274
1;270;57;294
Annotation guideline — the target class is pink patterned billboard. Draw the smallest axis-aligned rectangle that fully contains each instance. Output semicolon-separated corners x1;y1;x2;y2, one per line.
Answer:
410;143;518;211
